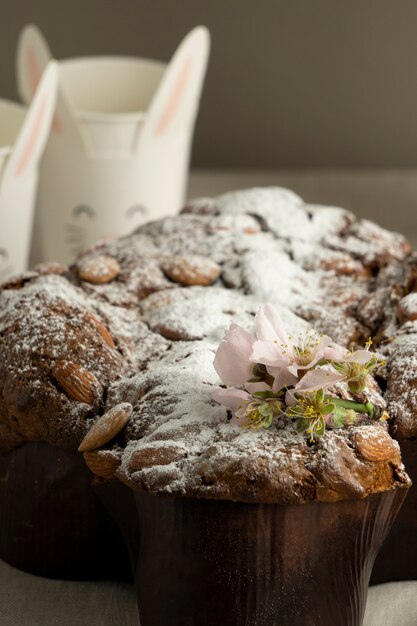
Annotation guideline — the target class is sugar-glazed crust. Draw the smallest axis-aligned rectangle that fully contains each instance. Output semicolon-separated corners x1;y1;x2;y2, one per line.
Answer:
0;188;412;503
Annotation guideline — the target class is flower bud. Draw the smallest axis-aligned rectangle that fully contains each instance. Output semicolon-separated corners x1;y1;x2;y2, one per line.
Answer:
347;376;367;394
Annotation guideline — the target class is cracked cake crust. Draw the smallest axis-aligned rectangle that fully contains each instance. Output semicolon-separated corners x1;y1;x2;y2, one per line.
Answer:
0;187;413;503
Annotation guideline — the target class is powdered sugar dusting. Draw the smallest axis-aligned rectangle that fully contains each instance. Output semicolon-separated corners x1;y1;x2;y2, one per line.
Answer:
385;324;417;439
0;186;413;502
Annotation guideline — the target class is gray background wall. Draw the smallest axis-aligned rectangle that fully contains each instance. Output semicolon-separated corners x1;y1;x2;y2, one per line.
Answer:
0;0;417;169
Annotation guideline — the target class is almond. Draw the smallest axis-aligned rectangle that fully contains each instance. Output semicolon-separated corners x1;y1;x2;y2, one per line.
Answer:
129;445;187;471
354;429;399;462
161;255;221;287
78;255;120;284
83;450;121;479
53;360;102;405
95;321;116;349
85;312;116;349
243;225;261;234
78;403;132;452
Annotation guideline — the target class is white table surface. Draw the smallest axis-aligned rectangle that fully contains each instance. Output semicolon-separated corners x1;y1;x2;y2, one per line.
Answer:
0;558;415;626
0;558;138;626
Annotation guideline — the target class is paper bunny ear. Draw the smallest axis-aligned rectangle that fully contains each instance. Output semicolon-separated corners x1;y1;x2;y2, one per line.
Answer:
16;24;53;106
138;26;210;147
3;61;58;182
16;24;86;148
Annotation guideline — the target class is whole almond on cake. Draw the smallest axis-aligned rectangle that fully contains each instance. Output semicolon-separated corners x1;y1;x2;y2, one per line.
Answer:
0;188;413;502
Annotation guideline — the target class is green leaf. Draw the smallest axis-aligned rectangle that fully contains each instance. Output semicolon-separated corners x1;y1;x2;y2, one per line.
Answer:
296;418;310;434
262;415;273;428
253;390;279;399
252;363;267;377
364;357;378;372
264;373;275;387
332;362;346;375
320;403;335;416
258;404;271;417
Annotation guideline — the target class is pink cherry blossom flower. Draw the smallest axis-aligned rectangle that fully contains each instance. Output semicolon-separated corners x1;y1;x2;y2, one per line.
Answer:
324;342;374;365
267;367;298;393
285;367;345;406
328;339;385;394
212;306;382;441
293;368;346;393
322;343;347;361
212;387;252;426
212;387;281;429
213;323;255;385
252;304;333;385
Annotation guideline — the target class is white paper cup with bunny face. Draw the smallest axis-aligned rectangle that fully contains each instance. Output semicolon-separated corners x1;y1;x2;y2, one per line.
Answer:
17;25;210;265
0;63;58;281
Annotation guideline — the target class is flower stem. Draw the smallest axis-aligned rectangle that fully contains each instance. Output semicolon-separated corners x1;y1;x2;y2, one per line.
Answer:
325;396;374;418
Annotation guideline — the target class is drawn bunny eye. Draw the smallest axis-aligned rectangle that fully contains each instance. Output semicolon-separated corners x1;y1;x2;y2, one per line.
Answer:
126;204;148;219
0;248;9;262
72;204;96;220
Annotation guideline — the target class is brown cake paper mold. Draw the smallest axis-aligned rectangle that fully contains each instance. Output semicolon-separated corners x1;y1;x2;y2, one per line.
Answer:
0;441;131;580
95;484;407;626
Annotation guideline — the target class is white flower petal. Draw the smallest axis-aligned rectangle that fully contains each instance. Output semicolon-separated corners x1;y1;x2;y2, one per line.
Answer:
255;303;291;346
213;323;255;385
245;381;271;393
269;368;298;392
294;369;345;393
347;349;374;365
251;340;284;367
323;343;347;361
212;387;251;412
